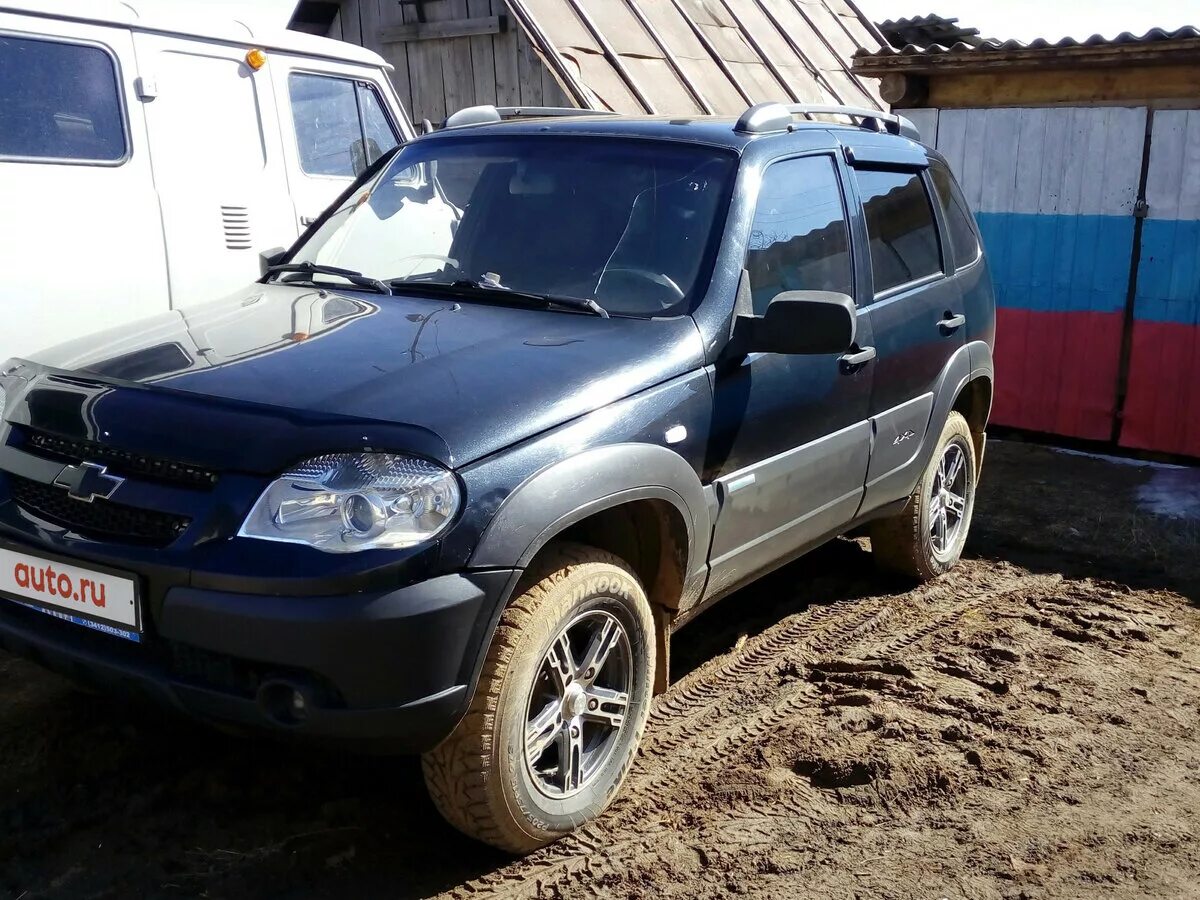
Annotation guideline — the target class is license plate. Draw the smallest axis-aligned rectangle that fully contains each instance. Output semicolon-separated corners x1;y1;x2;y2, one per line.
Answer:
0;546;141;642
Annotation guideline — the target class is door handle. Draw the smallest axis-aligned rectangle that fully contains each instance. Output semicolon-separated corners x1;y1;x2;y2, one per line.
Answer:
839;346;876;370
939;312;966;333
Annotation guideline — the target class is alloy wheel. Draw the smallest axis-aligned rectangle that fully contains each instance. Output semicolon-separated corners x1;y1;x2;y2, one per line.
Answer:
523;609;632;799
929;442;969;556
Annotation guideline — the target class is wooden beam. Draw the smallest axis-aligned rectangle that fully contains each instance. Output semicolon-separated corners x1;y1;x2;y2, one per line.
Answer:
922;64;1200;108
380;14;504;42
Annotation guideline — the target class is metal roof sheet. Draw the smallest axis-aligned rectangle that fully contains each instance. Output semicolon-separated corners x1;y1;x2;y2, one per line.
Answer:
858;24;1200;58
505;0;887;115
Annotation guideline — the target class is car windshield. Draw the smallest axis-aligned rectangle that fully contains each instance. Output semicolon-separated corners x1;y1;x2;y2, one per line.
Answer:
290;134;738;317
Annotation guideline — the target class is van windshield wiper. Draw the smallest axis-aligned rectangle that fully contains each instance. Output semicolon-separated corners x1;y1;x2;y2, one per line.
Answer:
266;261;392;295
387;278;609;318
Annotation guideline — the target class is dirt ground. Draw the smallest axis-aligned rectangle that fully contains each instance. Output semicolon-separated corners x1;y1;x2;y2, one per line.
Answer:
2;440;1199;900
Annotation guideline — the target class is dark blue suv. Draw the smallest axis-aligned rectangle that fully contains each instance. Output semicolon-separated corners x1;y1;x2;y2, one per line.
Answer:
0;102;994;851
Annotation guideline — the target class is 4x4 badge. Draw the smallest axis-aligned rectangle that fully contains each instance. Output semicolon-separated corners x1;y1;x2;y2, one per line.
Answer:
53;462;124;503
893;430;916;445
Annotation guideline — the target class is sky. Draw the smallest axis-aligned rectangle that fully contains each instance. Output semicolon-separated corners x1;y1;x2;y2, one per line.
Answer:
853;0;1199;42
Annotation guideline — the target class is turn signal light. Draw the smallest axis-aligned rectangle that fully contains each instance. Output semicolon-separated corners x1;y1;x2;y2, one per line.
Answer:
245;48;267;71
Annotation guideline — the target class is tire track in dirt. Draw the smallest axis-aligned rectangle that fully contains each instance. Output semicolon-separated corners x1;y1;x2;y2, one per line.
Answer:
444;567;1068;899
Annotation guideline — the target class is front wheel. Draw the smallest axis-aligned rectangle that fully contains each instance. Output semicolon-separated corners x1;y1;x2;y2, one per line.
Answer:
422;543;654;852
870;411;978;580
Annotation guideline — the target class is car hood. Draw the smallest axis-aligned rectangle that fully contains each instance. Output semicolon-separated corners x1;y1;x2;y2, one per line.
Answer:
20;285;704;468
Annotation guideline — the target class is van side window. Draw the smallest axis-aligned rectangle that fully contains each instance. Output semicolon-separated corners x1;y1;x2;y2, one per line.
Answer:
0;35;125;163
746;156;853;315
288;73;400;177
855;168;942;295
930;161;982;270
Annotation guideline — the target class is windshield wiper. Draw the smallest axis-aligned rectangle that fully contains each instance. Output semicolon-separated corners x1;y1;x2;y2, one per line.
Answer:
387;278;609;318
266;261;392;295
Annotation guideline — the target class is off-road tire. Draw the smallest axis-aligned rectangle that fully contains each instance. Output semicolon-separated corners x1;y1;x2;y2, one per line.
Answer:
422;542;655;853
870;411;978;580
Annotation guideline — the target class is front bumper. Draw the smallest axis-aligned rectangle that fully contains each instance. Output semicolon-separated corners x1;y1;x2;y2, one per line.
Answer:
0;565;517;753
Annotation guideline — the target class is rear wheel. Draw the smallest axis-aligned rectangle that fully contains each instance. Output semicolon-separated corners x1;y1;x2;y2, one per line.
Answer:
870;411;977;580
422;543;654;852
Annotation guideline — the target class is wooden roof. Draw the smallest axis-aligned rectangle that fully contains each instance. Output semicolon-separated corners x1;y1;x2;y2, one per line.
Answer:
505;0;887;114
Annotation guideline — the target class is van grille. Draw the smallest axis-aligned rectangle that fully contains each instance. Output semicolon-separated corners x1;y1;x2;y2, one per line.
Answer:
221;206;252;250
8;475;191;547
23;429;219;490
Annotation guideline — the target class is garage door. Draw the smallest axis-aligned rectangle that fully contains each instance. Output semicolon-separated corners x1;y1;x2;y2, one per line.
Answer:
1120;109;1200;457
933;107;1148;441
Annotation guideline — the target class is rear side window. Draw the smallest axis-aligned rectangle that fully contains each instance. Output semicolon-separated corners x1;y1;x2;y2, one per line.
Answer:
930;161;982;269
288;73;400;177
746;155;854;314
0;34;125;162
855;168;942;295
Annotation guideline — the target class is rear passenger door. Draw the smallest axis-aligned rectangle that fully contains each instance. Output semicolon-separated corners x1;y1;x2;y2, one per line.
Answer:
706;153;875;588
0;20;167;362
848;161;967;510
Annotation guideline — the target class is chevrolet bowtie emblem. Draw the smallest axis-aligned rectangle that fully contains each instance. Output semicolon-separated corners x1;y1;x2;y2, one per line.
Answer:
53;462;124;503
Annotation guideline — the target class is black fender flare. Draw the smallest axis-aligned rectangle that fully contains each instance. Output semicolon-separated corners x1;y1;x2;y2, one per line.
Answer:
469;443;710;583
916;339;994;478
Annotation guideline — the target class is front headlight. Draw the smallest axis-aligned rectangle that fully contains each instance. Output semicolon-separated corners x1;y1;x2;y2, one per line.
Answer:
239;453;461;553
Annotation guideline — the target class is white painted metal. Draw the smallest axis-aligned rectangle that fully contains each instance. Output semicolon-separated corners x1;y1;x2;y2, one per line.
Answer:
933;106;1146;216
0;0;385;66
902;108;938;147
1144;109;1200;221
0;4;414;363
0;13;168;363
134;32;299;308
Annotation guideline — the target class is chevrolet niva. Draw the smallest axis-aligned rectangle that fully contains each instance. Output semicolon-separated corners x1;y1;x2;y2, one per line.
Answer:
0;102;995;851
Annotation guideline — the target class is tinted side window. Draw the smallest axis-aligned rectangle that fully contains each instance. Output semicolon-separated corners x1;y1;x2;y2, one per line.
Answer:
930;161;981;269
746;156;853;315
0;35;125;162
289;73;399;177
856;168;942;295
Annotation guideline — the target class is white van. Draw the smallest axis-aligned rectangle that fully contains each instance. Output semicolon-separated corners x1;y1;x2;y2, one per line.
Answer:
0;0;415;363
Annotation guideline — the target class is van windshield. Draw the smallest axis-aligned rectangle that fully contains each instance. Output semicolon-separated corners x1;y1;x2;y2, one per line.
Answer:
291;135;737;318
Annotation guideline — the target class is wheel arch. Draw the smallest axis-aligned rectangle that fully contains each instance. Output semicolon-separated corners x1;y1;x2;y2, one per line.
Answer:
469;444;710;695
470;443;709;607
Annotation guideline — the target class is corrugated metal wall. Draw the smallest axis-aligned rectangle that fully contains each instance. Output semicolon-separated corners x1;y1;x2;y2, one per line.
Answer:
1122;109;1200;458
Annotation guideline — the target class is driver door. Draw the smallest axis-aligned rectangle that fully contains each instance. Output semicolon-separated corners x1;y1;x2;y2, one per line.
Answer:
706;153;875;589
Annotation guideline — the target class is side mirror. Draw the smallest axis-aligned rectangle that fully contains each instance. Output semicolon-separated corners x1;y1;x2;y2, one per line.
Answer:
259;247;287;277
733;291;857;356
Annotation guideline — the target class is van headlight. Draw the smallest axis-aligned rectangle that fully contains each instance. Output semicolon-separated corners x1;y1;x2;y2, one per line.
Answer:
239;453;460;553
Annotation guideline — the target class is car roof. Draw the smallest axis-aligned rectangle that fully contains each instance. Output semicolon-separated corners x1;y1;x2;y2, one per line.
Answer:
0;0;391;69
414;114;890;152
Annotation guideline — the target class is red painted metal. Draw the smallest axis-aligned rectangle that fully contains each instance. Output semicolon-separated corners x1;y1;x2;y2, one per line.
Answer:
1119;320;1200;457
991;308;1125;441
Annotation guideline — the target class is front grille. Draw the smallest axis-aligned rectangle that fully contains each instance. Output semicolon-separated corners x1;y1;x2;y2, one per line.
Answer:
8;475;191;547
23;430;219;490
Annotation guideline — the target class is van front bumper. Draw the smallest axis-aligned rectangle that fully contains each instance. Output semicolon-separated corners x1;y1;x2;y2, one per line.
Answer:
0;568;517;753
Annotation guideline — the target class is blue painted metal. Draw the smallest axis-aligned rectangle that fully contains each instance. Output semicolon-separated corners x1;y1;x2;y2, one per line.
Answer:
975;212;1135;315
1134;219;1200;325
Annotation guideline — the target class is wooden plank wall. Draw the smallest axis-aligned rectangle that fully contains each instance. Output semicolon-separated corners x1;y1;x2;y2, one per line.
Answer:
934;106;1148;442
1121;109;1200;458
335;0;569;126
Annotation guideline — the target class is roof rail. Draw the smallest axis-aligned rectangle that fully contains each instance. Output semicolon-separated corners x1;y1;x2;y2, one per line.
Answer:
734;102;921;142
443;105;620;129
